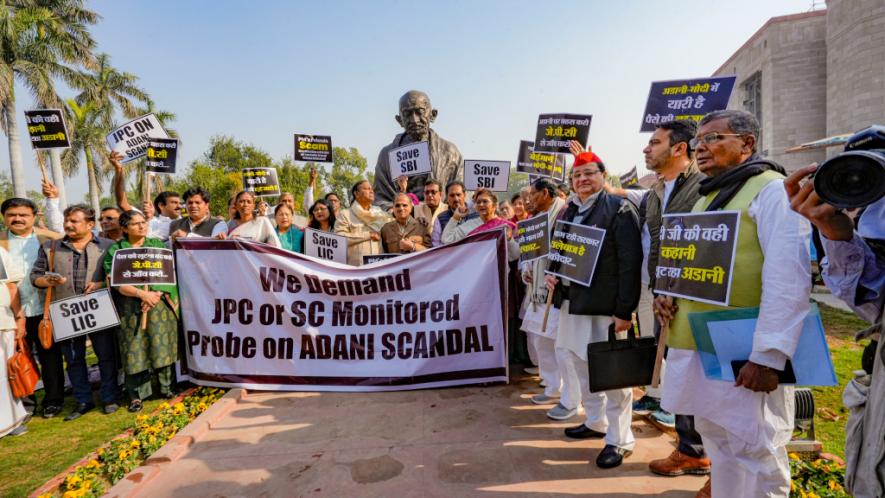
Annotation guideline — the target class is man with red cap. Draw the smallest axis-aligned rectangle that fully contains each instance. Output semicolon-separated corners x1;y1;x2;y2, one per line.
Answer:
544;150;643;469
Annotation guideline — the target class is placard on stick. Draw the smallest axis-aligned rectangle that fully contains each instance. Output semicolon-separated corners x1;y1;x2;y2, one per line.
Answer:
49;289;121;342
304;228;347;263
545;220;605;286
653;211;740;306
517;140;567;182
242;167;281;197
534;114;592;154
105;113;170;163
516;213;550;264
145;138;178;174
640;76;736;132
24;109;70;149
619;167;639;188
294;134;333;163
110;248;176;286
388;141;432;178
464;160;510;192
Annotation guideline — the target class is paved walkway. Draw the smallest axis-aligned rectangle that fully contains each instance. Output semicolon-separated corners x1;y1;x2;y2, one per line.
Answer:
116;374;705;497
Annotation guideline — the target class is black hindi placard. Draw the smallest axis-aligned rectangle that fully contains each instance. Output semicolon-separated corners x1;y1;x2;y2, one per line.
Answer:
516;140;566;182
546;220;605;286
242;167;281;197
294;134;333;163
24;109;70;149
534;114;591;154
516;213;550;264
640;76;736;132
653;210;740;306
110;248;176;286
619;167;639;188
145;138;178;174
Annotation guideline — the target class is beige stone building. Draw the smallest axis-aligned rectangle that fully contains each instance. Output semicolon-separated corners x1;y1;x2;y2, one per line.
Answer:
713;0;885;172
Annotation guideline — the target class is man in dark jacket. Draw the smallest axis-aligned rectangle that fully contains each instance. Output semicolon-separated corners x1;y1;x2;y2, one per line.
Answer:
639;121;713;481
544;151;642;469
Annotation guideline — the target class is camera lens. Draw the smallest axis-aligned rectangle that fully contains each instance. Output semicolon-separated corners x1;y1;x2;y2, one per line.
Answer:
814;150;885;209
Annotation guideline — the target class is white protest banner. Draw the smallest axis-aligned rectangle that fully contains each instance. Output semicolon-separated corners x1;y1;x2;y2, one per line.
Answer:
174;231;509;392
464;160;511;192
49;289;121;342
105;113;170;163
388;141;432;178
304;228;347;264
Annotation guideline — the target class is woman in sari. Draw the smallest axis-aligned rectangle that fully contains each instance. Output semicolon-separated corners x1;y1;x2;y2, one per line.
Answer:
221;191;281;247
0;247;28;437
103;211;179;412
274;203;304;252
307;199;336;233
441;189;519;258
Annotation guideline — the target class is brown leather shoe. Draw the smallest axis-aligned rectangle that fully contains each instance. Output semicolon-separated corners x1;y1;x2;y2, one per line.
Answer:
695;478;711;498
648;449;711;476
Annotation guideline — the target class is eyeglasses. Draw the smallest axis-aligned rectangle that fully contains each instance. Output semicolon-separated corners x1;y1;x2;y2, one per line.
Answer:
689;133;744;149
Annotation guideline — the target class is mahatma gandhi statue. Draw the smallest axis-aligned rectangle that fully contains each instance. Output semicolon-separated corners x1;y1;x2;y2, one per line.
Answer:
372;90;463;210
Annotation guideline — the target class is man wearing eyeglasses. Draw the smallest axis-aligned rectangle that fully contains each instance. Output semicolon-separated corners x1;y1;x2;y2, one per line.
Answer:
414;179;446;246
654;110;811;498
544;151;643;470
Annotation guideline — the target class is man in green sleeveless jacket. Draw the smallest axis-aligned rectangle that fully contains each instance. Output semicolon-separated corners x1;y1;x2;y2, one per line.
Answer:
654;110;812;498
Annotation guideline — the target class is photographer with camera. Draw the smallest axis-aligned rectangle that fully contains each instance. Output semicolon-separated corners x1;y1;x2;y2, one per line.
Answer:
785;125;884;498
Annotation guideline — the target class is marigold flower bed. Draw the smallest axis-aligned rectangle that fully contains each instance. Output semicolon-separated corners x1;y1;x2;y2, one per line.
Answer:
789;452;850;498
36;387;225;498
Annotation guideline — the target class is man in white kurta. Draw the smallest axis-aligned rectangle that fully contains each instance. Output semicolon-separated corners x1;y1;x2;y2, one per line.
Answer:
656;110;811;498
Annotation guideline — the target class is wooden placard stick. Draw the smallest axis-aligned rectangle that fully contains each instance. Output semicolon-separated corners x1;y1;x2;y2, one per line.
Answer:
650;317;670;388
35;150;49;183
140;285;150;330
541;288;555;332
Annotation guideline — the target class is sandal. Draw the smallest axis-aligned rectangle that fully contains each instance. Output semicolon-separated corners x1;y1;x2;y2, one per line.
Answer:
128;399;143;413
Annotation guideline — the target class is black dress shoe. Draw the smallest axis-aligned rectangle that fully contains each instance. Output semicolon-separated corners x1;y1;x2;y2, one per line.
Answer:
596;444;633;469
64;402;95;421
42;405;63;419
564;424;606;439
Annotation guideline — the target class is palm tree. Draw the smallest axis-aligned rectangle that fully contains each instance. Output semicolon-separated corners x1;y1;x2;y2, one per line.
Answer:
74;52;147;129
62;98;104;213
0;1;97;197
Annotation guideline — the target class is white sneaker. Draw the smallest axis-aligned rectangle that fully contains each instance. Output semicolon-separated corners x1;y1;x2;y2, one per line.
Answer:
531;393;559;405
524;367;540;375
546;403;578;420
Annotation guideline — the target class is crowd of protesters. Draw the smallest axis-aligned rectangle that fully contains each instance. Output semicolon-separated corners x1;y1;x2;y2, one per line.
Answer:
0;108;882;498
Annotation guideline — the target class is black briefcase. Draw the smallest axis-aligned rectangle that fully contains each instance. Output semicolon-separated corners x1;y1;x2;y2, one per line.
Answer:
587;322;656;393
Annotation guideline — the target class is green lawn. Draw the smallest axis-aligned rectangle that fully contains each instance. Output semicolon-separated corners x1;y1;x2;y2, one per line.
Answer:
0;391;168;498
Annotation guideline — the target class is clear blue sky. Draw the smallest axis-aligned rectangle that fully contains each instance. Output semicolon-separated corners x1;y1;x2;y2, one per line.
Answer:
5;0;817;202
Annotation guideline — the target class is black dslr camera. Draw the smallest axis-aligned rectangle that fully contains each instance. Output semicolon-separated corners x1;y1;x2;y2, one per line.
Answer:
813;125;885;209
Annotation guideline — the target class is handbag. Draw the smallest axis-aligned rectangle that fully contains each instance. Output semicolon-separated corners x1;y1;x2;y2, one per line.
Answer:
37;240;56;349
7;336;40;398
586;321;657;393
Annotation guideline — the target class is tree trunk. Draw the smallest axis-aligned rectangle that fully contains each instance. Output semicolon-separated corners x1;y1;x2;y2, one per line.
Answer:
4;94;28;197
85;148;101;214
49;148;67;208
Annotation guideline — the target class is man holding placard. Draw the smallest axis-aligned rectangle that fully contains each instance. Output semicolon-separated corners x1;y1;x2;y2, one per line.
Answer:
519;178;566;405
654;110;812;497
372;90;463;210
544;151;642;469
31;205;118;420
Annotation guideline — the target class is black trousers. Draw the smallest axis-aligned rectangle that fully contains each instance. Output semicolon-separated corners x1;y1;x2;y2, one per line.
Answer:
25;315;66;408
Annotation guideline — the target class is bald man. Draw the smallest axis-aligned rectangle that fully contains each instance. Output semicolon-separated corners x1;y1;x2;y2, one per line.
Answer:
372;90;463;210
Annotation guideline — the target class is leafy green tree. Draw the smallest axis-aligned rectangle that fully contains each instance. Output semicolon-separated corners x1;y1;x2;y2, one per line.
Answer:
326;146;370;205
0;1;97;197
61;98;105;213
201;135;274;173
73;52;146;129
